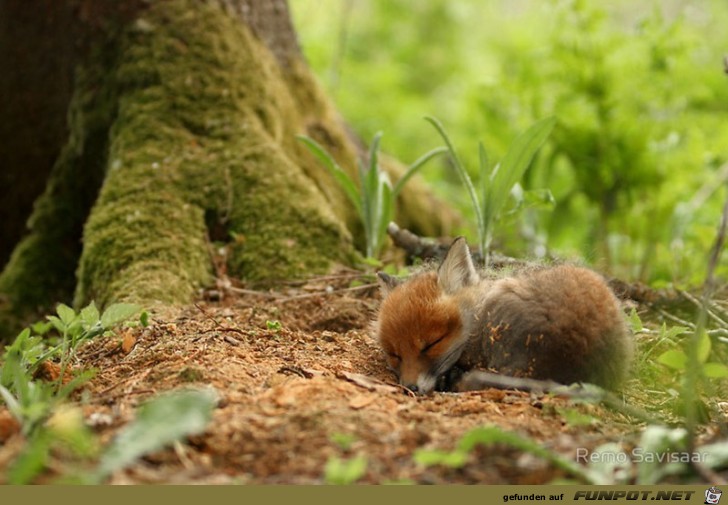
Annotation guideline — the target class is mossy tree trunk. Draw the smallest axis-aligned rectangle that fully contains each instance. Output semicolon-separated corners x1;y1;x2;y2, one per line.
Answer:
0;0;457;339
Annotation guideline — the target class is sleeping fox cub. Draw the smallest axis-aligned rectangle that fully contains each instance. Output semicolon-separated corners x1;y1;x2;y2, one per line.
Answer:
375;237;633;394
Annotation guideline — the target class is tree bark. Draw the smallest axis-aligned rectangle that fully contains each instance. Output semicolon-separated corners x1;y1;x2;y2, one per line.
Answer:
0;0;458;339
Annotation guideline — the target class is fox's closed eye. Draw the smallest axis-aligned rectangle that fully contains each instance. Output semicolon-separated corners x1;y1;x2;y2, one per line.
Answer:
422;334;448;354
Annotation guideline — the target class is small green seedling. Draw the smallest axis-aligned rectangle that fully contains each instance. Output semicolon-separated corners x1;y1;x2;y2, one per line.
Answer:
266;320;282;332
324;454;368;485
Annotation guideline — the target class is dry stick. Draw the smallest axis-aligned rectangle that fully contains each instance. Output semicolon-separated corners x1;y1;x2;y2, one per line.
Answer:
276;283;376;303
193;303;246;337
657;308;695;329
224;286;282;299
679;289;728;327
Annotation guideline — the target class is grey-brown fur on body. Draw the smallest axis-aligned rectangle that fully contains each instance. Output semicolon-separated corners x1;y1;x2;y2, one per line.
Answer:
456;264;632;389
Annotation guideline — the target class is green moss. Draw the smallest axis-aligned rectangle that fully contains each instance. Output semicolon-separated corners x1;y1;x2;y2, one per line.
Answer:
74;0;357;306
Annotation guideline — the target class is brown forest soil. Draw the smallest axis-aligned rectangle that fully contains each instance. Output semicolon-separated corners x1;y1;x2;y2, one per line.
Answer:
0;272;647;484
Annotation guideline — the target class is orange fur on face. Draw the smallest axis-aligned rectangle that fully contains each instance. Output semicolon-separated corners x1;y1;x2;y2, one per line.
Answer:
376;272;463;388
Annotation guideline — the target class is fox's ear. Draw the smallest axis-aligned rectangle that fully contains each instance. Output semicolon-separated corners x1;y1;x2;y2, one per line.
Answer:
438;237;478;294
377;272;402;296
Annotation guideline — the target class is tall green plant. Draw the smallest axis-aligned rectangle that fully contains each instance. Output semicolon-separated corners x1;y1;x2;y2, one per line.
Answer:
298;133;446;258
426;116;555;265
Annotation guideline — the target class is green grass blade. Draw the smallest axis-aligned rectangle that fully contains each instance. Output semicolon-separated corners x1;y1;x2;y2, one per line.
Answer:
392;146;447;197
0;385;22;420
375;177;395;256
361;133;384;257
358;159;374;257
478;141;491;255
55;369;97;401
425;116;484;244
297;136;362;215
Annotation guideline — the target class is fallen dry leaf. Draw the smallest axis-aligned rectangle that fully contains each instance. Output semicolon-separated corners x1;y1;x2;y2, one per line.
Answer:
121;329;137;354
0;410;20;443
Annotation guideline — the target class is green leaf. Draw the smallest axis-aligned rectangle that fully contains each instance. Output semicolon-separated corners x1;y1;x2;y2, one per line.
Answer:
324;455;368;485
660;324;689;340
55;369;97;401
30;321;53;336
556;407;597;427
266;320;282;331
413;448;469;468
696;329;711;364
100;303;141;329
95;389;216;481
1;329;30;386
703;362;728;378
635;426;688;484
297;136;361;215
8;431;52;484
140;311;150;327
46;315;65;334
513;188;556;211
330;432;357;451
491;117;556;201
628;308;643;333
657;349;687;370
56;304;76;327
79;302;100;329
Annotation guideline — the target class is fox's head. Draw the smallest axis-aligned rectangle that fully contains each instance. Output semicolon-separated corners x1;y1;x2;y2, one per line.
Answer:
375;237;479;394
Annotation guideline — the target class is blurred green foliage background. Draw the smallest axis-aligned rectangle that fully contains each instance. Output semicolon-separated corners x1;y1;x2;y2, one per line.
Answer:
291;0;728;287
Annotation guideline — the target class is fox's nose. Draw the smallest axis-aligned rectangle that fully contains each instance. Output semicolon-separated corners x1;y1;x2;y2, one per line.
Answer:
404;384;419;394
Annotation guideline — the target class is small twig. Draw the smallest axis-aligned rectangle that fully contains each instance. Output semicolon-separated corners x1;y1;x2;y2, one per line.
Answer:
96;368;152;396
656;308;695;329
277;283;376;303
223;335;241;346
224;287;282;299
201;326;245;336
693;459;728;485
278;366;314;379
679;290;728;327
194;303;246;338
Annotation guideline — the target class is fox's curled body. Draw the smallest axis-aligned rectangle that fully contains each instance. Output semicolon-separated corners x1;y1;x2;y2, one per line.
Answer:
375;238;633;394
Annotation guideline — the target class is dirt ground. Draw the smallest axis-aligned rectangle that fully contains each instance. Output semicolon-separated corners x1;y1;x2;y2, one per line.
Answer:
0;271;647;484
